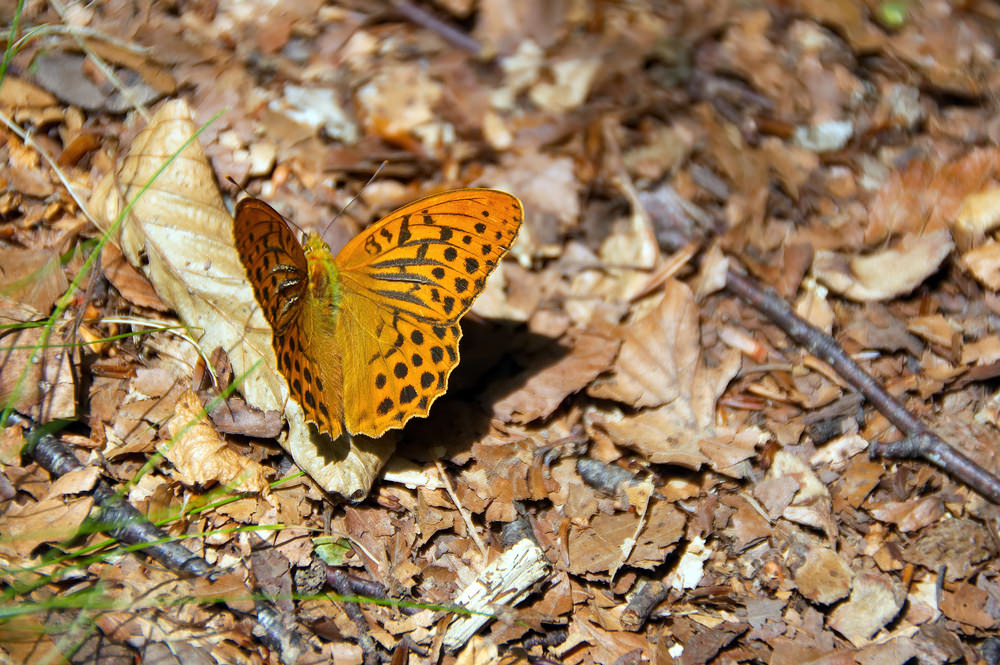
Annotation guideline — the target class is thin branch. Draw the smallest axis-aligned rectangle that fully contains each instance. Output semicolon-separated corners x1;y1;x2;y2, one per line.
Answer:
724;268;1000;504
390;0;483;56
8;412;314;664
327;568;381;665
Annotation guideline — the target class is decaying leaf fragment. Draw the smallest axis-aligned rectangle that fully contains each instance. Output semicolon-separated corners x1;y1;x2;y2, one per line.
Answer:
163;390;271;496
812;229;954;301
88;99;393;498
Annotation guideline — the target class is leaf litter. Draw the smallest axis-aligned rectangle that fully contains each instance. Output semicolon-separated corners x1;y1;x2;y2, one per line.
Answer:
2;1;1000;664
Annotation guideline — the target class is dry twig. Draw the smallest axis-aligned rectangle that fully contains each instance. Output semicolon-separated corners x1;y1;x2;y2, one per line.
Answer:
725;269;1000;503
7;412;314;664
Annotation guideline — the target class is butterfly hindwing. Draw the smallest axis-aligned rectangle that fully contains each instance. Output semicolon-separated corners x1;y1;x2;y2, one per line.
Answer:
334;293;462;437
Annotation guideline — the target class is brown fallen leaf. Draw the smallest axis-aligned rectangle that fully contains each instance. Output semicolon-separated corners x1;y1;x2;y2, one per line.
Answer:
939;583;996;629
865;496;944;533
0;75;58;107
0;297;77;421
767;450;836;539
588;279;697;408
903;518;996;582
0;494;94;558
100;242;169;311
0;247;69;313
565;500;685;575
590;280;744;471
489;326;620;424
866;148;1000;245
953;185;1000;249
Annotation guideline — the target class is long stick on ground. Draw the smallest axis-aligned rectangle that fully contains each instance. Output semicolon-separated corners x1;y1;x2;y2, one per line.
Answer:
8;411;314;664
725;268;1000;504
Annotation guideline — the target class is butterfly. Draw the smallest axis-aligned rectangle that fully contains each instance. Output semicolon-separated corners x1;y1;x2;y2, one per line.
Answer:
233;188;523;440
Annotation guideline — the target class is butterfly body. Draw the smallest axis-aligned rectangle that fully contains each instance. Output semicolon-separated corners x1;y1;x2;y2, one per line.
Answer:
233;189;523;441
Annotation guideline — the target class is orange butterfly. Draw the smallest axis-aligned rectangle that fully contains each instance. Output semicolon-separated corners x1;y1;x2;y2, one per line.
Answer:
233;189;523;440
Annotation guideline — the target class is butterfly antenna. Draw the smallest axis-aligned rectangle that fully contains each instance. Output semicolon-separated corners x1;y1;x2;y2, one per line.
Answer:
321;161;388;238
226;175;249;197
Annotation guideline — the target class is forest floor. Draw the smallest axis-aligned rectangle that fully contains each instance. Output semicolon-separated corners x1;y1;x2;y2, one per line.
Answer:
1;1;1000;664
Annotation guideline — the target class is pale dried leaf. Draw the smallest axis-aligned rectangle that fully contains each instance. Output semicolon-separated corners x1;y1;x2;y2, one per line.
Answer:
954;185;1000;242
829;571;905;647
768;450;836;538
866;496;944;533
962;240;1000;290
163;390;271;495
529;57;600;113
793;545;852;605
813;230;954;301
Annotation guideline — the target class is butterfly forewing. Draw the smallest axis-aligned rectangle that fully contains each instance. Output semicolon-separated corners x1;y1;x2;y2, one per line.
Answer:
233;198;309;334
234;198;347;438
335;189;523;325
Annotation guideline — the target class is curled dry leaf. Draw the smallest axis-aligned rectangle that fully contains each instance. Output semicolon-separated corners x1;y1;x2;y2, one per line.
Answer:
812;229;954;302
163;390;271;496
767;450;836;540
88;99;394;498
953;185;1000;249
